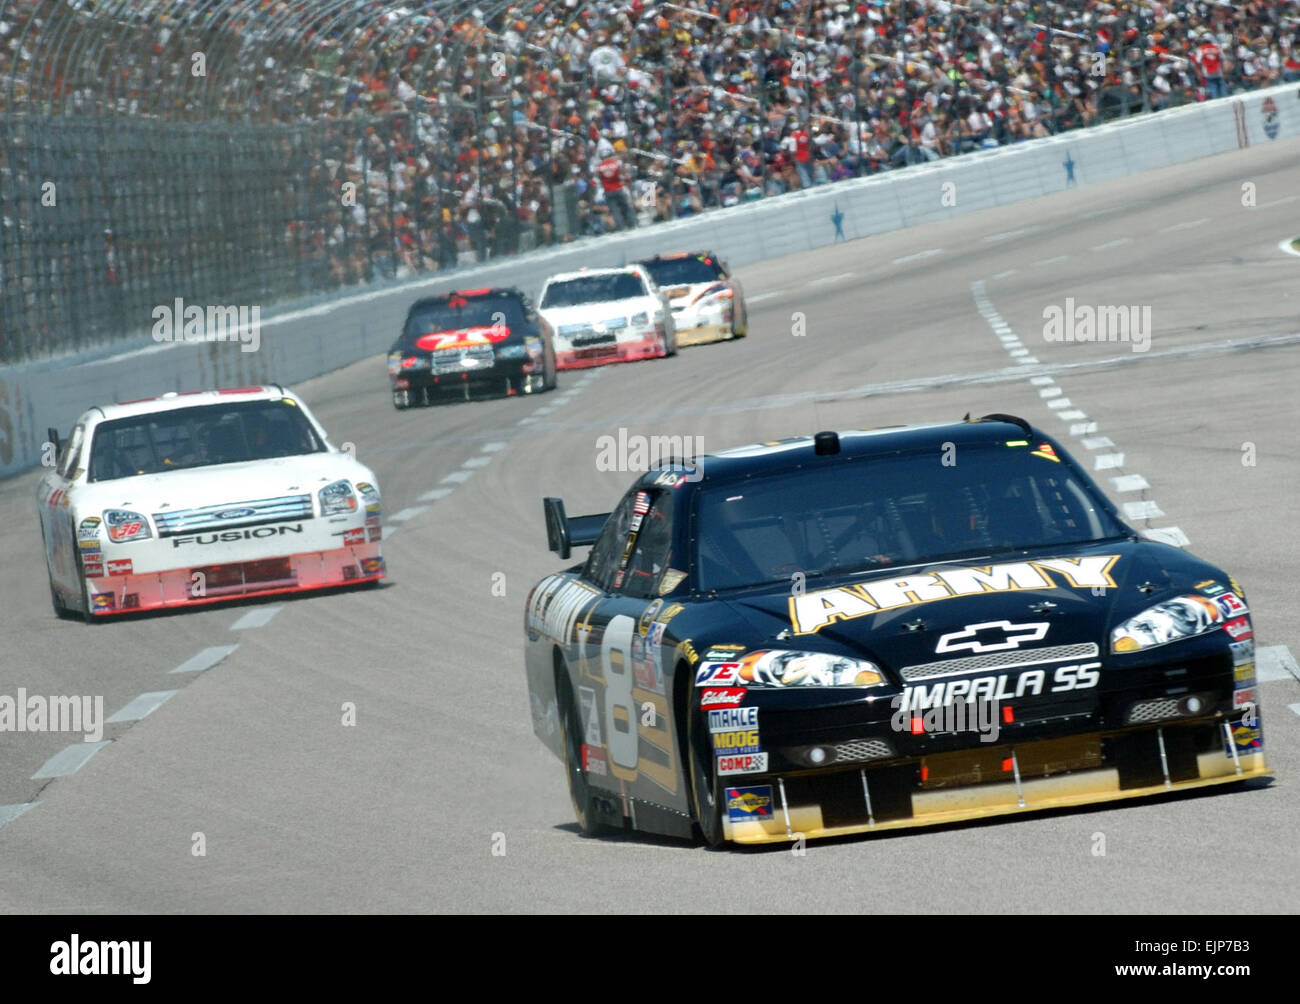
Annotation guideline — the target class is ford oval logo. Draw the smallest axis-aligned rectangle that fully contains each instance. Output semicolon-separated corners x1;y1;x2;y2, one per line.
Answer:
215;508;255;520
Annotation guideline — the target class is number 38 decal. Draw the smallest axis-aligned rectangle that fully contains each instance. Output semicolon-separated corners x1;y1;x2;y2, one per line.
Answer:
598;614;677;794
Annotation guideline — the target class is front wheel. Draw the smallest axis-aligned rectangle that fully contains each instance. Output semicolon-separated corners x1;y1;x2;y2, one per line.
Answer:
687;699;725;846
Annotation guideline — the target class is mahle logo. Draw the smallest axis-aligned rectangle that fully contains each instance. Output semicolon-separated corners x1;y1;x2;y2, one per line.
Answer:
595;428;704;482
152;297;261;352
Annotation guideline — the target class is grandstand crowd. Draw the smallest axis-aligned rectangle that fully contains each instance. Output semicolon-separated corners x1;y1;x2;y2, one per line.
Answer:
3;0;1300;302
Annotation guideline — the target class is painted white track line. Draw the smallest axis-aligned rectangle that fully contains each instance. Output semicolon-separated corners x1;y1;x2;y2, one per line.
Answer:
32;741;111;780
105;691;179;724
389;506;429;522
418;488;454;502
230;606;282;631
0;802;36;831
169;645;239;675
1257;645;1300;683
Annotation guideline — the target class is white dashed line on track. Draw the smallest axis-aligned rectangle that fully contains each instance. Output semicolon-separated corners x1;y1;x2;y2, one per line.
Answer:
1039;386;1064;398
1070;422;1099;436
381;526;399;540
1091;238;1134;251
984;227;1037;243
1122;500;1165;520
461;456;493;468
1159;218;1209;233
1111;474;1150;492
746;290;785;304
480;442;507;453
1046;397;1072;409
991;269;1018;279
440;470;474;484
105;691;179;724
1081;436;1113;449
1256;646;1300;683
1093;453;1126;470
32;742;111;780
893;249;943;264
0;803;36;831
1258;195;1299;209
1056;409;1086;419
169;645;239;675
230;606;282;631
389;506;429;522
418;488;453;502
1035;255;1070;266
808;271;856;286
1141;526;1190;547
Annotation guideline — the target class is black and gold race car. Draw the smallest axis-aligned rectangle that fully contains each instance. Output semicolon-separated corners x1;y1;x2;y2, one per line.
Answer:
522;415;1268;846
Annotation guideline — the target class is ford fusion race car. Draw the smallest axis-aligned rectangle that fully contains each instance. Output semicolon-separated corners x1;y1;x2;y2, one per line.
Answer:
388;286;557;408
536;265;676;369
38;386;385;620
638;251;747;346
523;415;1269;846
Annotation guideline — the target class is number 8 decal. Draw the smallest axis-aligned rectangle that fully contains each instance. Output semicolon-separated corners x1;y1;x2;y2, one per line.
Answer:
602;614;638;773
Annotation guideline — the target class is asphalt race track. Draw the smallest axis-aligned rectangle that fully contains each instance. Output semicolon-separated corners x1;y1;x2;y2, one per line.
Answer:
1;139;1298;913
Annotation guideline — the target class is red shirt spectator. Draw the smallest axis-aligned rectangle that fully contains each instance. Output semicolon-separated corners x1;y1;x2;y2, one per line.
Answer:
597;157;625;193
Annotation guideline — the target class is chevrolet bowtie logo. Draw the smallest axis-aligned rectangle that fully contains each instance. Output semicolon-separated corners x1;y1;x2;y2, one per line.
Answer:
935;620;1050;654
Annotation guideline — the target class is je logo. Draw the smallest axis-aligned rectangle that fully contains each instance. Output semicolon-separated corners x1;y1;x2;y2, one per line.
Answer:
935;620;1050;655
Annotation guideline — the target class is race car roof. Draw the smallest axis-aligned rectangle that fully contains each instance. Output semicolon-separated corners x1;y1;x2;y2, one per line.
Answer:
95;386;294;422
643;417;1054;486
542;265;646;285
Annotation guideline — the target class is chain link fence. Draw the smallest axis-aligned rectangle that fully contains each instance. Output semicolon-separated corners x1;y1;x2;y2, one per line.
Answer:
3;0;1298;365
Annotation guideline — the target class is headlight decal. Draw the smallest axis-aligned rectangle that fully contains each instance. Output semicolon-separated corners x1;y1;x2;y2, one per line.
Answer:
696;650;885;688
1111;594;1226;653
318;480;358;516
102;509;152;543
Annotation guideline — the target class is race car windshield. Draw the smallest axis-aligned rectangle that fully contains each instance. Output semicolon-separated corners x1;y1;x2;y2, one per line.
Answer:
402;296;526;343
87;399;326;481
540;273;646;307
641;257;722;287
694;444;1128;592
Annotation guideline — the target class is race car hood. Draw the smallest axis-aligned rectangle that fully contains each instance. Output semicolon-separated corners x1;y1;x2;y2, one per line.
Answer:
719;540;1231;678
72;453;376;516
537;301;658;330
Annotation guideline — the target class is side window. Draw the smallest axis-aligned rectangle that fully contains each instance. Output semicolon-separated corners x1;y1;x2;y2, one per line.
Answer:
619;491;674;599
57;424;85;479
584;491;638;592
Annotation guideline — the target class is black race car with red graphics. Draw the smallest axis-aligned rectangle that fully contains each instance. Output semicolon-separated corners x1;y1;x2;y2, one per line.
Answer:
522;415;1269;846
387;287;557;407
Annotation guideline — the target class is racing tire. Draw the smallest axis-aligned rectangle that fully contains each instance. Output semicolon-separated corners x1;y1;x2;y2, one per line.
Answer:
687;697;726;847
72;547;97;624
558;673;614;837
48;575;76;620
392;387;412;410
664;327;678;358
731;314;747;339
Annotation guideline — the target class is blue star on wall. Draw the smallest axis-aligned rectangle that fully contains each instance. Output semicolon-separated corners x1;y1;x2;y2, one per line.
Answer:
831;202;846;240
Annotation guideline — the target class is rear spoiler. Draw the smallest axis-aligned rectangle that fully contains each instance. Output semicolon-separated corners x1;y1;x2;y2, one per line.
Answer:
543;497;609;560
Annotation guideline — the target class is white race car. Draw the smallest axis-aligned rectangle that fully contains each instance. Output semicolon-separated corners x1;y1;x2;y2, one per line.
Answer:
536;265;676;369
638;251;747;346
38;385;385;620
